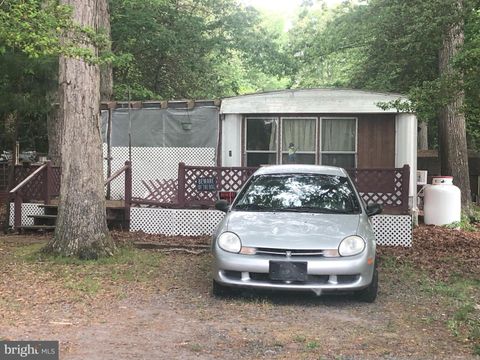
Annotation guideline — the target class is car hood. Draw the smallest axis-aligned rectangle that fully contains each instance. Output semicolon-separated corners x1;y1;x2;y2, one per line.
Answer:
225;211;361;249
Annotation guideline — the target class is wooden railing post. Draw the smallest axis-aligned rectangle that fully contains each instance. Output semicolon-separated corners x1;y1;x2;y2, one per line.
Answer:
402;164;410;214
216;166;222;194
44;160;52;205
14;192;22;228
177;162;186;207
124;161;132;230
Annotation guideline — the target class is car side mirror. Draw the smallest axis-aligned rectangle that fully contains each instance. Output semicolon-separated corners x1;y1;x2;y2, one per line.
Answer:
215;199;230;213
366;203;383;217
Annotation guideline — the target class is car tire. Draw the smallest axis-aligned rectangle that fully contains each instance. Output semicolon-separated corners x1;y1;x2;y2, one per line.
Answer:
356;267;378;303
212;280;232;297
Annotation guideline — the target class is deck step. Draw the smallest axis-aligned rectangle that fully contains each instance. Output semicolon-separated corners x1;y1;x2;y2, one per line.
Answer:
18;225;56;231
27;214;57;219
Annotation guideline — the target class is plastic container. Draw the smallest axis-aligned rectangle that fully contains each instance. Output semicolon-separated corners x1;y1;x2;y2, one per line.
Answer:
424;176;461;225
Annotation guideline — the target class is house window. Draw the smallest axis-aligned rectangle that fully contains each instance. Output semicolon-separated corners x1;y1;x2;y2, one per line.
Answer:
281;118;316;164
321;118;357;168
245;118;278;166
244;116;357;168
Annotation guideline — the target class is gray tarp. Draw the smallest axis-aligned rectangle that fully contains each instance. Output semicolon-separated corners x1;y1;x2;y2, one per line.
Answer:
102;107;219;148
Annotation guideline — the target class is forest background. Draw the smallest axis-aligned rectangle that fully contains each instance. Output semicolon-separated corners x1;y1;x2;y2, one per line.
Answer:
0;0;478;154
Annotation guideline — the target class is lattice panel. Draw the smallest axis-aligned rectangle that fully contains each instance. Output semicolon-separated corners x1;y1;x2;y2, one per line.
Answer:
50;167;61;197
183;166;257;205
130;208;225;236
221;168;256;191
11;165;61;200
103;145;215;200
371;215;412;247
347;167;409;214
142;179;178;203
13;166;45;201
9;203;43;228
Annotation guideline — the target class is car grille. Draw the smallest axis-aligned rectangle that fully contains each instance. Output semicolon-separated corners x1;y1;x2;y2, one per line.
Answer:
255;247;325;257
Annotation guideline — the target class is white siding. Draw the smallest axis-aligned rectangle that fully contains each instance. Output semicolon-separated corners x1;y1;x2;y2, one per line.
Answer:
221;114;242;166
395;113;418;204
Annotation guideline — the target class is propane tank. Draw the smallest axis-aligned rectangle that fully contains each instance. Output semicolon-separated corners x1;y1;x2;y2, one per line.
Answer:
424;176;461;225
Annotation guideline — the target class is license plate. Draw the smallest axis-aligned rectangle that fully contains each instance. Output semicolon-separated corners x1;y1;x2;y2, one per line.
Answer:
269;261;307;281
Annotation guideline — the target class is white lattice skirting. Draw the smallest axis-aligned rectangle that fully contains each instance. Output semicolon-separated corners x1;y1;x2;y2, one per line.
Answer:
9;203;43;227
9;203;412;247
130;208;225;236
371;215;412;247
130;208;412;247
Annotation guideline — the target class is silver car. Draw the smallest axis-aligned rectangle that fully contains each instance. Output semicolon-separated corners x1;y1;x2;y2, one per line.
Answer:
212;165;382;302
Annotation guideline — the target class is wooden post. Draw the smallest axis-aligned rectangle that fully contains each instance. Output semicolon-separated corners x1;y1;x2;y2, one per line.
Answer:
216;166;222;199
177;162;186;207
106;108;112;200
14;192;22;229
124;161;132;230
44;161;52;205
402;165;410;215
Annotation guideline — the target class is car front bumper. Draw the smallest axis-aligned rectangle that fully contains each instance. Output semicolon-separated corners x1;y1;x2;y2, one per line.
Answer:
213;246;375;292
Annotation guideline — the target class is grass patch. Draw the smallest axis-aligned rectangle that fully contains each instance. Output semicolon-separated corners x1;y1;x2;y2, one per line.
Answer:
10;243;167;295
381;253;480;354
305;340;319;350
293;334;306;343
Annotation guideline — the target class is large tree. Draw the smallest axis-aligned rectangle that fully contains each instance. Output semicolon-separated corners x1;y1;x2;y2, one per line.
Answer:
48;0;114;258
438;0;471;209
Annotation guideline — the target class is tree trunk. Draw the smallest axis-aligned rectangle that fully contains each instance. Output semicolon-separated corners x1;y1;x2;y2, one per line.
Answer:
98;0;113;101
48;0;114;259
417;121;428;150
438;0;471;210
47;101;62;166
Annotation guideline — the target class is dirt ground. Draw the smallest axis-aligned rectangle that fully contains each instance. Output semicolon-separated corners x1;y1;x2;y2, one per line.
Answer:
0;227;479;359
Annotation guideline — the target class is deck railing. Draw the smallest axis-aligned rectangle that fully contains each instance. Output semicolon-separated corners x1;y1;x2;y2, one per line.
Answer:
9;161;60;228
7;161;410;229
104;161;132;228
347;165;410;215
131;163;411;214
8;161;132;229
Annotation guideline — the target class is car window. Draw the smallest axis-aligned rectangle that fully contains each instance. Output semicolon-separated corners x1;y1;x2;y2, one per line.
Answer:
233;174;361;214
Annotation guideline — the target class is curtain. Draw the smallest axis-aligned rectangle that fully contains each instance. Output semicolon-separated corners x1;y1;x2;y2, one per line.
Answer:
268;119;278;151
282;119;316;152
322;119;355;151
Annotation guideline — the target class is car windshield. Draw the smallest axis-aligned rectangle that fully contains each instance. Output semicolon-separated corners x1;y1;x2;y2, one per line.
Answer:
233;173;361;214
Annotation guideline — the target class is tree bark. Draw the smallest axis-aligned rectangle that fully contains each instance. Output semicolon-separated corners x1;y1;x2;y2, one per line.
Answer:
48;0;114;259
438;0;471;210
47;101;62;166
417;121;428;150
98;0;113;101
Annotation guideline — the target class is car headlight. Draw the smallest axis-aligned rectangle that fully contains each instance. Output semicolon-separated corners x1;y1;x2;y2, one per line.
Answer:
217;232;242;253
338;236;366;256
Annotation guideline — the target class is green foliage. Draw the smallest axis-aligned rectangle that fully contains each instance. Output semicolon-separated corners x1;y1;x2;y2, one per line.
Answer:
0;0;108;62
444;214;477;231
444;206;480;231
110;0;290;99
0;50;56;152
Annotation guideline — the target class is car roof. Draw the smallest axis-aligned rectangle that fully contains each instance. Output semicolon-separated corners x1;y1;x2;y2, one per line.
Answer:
253;165;349;177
